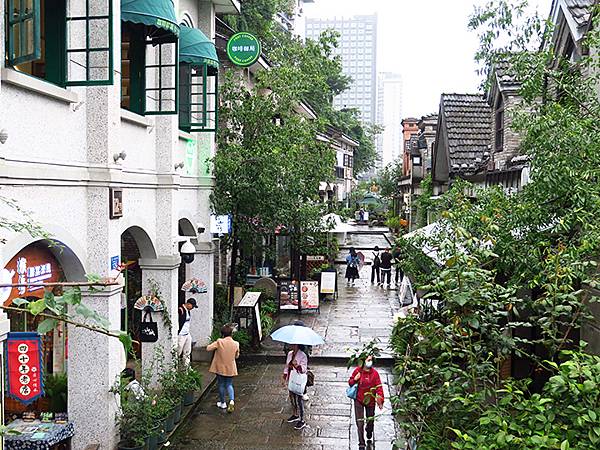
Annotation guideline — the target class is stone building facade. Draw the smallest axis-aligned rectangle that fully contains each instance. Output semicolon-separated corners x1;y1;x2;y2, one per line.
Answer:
0;0;239;448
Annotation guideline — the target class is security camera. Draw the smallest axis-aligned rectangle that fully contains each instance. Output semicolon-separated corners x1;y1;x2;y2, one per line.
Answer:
197;222;206;234
180;240;196;264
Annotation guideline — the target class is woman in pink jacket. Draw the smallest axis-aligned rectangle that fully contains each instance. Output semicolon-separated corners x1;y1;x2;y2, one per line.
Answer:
348;355;384;449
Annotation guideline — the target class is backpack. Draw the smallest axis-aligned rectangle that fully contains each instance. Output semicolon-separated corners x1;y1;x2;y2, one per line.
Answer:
373;252;381;268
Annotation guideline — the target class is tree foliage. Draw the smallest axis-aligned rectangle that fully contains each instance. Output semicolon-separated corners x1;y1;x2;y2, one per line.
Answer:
223;0;377;175
391;1;600;448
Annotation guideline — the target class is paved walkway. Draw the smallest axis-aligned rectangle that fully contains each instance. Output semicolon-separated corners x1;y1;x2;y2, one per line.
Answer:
172;362;402;450
172;230;404;449
260;262;400;359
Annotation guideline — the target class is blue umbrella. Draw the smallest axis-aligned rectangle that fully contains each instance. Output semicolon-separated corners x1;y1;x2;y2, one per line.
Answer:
270;325;325;346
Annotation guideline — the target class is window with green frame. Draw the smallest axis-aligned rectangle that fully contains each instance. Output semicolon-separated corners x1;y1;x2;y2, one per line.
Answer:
178;63;218;132
5;0;113;86
121;22;178;115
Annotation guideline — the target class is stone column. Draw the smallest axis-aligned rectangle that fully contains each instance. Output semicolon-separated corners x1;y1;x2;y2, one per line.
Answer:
68;285;124;450
188;241;215;349
139;256;180;384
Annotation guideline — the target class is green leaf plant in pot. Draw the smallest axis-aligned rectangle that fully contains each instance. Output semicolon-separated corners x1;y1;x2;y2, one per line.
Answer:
116;397;151;450
150;393;174;444
181;368;203;406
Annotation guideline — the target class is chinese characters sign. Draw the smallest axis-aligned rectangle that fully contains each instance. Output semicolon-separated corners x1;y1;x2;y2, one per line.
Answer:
1;243;61;305
6;332;44;404
226;32;261;67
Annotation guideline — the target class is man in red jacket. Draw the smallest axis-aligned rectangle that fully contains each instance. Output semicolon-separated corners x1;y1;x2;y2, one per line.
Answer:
348;355;384;449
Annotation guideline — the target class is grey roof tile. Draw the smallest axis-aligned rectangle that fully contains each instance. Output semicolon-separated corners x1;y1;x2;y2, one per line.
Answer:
441;93;492;174
564;0;595;27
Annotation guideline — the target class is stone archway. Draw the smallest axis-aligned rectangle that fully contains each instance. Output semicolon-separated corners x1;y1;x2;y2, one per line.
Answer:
121;226;157;359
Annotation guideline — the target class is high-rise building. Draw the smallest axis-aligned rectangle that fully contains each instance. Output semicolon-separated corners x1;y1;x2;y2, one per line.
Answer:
305;15;378;125
376;72;403;169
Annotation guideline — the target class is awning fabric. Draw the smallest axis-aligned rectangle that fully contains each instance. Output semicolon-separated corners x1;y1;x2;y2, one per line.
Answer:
179;25;219;69
121;0;180;36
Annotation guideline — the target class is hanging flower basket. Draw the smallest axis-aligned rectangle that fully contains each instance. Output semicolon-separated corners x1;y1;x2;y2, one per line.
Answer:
181;278;208;294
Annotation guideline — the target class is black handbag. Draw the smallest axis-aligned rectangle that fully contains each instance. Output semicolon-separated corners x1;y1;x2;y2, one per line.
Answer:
140;310;158;343
306;370;315;387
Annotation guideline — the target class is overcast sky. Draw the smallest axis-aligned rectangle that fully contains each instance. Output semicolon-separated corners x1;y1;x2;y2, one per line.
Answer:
304;0;547;118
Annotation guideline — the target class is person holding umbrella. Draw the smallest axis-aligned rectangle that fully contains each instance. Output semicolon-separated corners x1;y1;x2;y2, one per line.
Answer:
282;343;308;430
271;323;325;431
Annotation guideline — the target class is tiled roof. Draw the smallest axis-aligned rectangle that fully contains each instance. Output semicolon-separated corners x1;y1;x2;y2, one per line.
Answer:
441;94;491;174
494;59;521;90
564;0;595;27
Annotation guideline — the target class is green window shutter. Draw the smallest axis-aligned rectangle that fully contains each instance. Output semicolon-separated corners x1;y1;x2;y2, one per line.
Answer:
144;39;178;115
178;63;218;132
7;0;41;66
65;0;113;86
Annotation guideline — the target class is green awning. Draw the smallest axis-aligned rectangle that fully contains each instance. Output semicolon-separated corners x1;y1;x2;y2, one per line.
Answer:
121;0;180;36
179;26;219;69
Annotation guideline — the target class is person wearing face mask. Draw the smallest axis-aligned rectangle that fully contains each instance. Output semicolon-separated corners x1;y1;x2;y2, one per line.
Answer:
348;355;384;449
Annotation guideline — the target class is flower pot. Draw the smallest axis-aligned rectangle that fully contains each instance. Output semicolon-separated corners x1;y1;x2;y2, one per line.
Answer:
147;427;160;450
164;412;175;433
173;402;183;423
183;391;195;406
117;441;144;450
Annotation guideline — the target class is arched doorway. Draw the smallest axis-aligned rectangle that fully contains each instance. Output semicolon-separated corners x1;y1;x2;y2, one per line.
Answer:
120;226;157;359
1;239;85;417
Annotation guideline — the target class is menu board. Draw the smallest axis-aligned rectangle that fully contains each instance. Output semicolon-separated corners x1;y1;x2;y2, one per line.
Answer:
300;281;319;310
279;280;299;310
320;271;336;294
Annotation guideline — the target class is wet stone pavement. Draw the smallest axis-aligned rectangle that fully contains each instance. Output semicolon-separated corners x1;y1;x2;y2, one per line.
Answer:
260;262;401;359
173;231;404;449
172;362;401;450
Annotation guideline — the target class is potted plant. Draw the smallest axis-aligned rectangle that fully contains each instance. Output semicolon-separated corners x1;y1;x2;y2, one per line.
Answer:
116;398;150;450
149;394;173;444
159;365;186;423
181;368;203;406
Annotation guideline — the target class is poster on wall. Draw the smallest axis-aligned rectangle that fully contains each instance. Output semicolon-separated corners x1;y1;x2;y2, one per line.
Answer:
320;271;336;294
300;281;319;310
6;332;44;404
279;280;298;310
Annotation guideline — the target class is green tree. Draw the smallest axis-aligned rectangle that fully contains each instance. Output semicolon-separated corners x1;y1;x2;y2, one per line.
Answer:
391;2;600;448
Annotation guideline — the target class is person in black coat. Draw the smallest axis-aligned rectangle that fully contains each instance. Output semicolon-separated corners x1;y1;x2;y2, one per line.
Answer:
371;246;381;285
380;248;393;286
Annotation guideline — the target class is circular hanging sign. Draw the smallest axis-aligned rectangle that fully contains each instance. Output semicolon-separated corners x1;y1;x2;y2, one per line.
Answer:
226;32;261;67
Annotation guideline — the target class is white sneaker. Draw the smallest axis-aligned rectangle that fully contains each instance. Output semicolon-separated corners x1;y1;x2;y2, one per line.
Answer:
227;400;235;413
303;394;309;401
217;402;226;409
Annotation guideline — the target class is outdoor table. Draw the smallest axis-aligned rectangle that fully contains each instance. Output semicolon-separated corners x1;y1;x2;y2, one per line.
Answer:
4;419;74;450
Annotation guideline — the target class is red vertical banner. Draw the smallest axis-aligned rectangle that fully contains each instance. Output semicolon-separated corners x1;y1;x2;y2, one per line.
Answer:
5;332;44;404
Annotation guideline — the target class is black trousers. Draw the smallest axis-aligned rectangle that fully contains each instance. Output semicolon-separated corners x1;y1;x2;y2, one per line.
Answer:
395;266;403;283
381;268;391;284
371;266;380;283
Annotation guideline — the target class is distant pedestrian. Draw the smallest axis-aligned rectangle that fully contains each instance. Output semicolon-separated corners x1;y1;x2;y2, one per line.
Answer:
359;208;365;222
380;248;393;286
207;324;240;413
282;344;308;430
178;298;198;367
345;248;360;285
392;247;403;285
371;246;381;285
348;355;384;449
